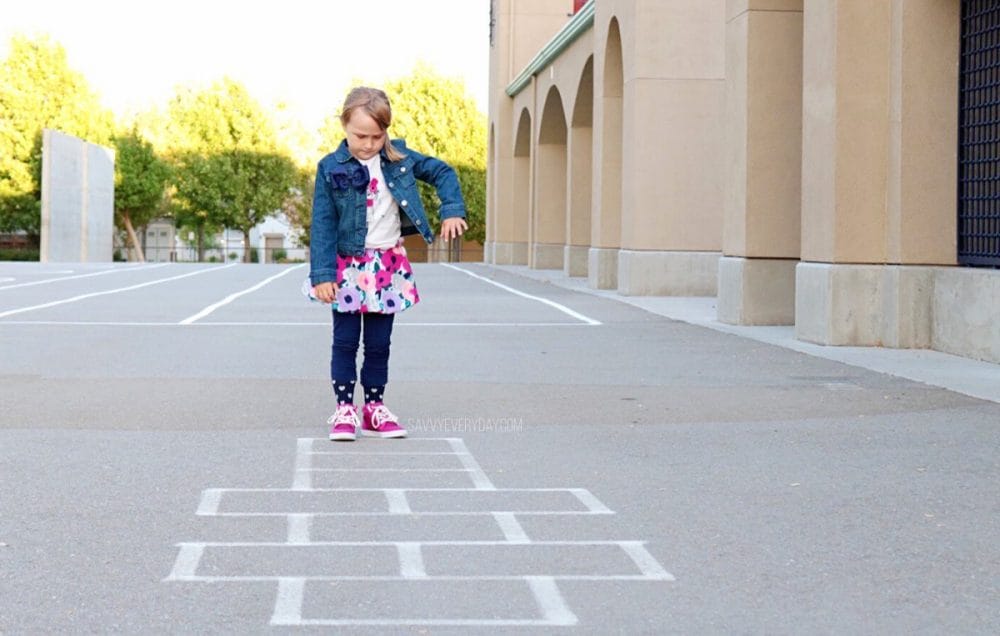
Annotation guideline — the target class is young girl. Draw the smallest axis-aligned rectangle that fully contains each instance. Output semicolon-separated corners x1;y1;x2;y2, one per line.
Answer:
309;86;468;441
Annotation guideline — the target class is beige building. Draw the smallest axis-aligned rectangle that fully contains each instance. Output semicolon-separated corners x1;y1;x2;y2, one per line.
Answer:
486;0;1000;364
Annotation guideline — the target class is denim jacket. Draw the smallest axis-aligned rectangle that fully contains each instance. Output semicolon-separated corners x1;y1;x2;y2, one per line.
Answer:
309;139;467;286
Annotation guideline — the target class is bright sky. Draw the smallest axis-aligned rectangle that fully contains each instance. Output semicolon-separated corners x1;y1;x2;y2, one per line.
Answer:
0;0;491;133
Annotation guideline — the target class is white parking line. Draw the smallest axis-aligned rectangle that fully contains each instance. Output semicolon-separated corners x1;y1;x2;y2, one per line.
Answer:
442;263;602;325
0;263;238;318
0;263;169;291
179;264;306;324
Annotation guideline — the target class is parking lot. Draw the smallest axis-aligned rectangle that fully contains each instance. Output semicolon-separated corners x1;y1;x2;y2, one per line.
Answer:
1;261;997;633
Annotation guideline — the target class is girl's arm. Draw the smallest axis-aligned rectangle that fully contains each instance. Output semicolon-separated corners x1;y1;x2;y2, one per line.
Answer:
406;147;467;222
309;162;339;288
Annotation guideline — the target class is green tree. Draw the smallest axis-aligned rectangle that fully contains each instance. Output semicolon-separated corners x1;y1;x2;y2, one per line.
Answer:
283;167;315;247
319;64;488;244
0;34;114;237
113;129;171;261
161;78;299;261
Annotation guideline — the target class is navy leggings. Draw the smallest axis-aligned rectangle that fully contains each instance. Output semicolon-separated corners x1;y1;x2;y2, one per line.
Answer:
331;311;395;388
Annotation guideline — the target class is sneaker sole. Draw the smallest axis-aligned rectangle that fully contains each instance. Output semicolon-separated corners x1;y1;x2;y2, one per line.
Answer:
329;432;357;441
360;429;407;439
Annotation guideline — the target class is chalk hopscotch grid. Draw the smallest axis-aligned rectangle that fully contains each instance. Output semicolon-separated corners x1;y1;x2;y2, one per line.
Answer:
165;437;673;627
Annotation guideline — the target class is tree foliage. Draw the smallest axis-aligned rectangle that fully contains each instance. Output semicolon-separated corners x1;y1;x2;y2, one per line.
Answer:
158;78;299;260
320;64;488;243
113;128;171;260
0;35;114;235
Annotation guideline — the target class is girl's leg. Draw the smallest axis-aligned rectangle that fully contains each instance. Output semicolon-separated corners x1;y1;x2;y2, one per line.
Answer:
331;311;363;406
359;313;405;437
359;312;395;401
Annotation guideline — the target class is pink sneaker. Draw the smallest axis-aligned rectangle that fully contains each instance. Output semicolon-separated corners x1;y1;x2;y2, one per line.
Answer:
328;404;359;442
361;402;407;438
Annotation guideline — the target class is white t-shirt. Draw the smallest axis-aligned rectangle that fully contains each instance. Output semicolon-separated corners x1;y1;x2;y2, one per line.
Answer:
360;155;402;249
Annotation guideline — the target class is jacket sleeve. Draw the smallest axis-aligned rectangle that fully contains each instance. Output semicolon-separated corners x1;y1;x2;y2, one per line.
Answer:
404;143;468;220
309;161;338;286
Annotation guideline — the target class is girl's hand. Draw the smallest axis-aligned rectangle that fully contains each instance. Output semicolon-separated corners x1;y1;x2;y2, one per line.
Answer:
313;281;338;304
441;217;468;242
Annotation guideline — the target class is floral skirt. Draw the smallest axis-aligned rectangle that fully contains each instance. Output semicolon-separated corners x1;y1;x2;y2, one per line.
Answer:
331;243;419;314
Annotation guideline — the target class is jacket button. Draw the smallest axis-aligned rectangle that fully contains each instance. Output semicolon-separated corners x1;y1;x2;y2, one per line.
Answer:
388;182;394;188
400;167;407;173
401;200;408;207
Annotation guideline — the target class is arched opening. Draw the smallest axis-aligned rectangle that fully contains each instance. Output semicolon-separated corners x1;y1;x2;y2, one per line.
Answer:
510;108;532;265
567;55;594;276
534;86;568;269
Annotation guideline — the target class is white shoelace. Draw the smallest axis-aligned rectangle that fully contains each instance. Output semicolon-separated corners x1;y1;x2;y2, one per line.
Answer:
368;404;397;429
328;406;358;427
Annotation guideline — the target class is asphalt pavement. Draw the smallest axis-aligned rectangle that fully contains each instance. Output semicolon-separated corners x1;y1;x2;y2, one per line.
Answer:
0;260;997;634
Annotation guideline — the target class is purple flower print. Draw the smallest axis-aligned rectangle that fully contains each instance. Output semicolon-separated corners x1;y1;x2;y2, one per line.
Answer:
335;286;361;312
380;290;404;314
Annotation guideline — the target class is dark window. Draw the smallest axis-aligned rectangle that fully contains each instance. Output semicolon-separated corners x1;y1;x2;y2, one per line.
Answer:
958;0;1000;266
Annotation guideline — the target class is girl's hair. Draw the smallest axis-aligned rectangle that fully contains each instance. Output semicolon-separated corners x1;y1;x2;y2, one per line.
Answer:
340;86;406;162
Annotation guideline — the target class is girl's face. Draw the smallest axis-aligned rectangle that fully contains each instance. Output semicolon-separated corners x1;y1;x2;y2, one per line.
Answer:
344;109;387;161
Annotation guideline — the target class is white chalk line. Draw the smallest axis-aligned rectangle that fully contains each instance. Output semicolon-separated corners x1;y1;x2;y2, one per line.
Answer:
385;489;412;514
176;540;654;548
0;263;168;291
197;510;613;517
179;263;306;324
292;439;312;490
397;542;427;577
175;574;671;583
442;263;601;325
171;436;673;630
447;438;495;490
308;451;462;456
0;263;238;318
287;515;311;544
492;513;531;544
527;576;579;626
197;487;594;492
270;578;305;626
302;468;471;472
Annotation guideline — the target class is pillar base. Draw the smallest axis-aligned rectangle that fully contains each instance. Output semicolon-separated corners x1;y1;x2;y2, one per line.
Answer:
618;250;719;296
488;241;528;265
933;268;1000;363
717;256;797;325
564;245;589;277
530;243;564;269
795;262;934;347
588;247;619;290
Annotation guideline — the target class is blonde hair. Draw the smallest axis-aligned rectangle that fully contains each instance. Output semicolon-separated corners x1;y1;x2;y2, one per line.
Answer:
340;86;406;162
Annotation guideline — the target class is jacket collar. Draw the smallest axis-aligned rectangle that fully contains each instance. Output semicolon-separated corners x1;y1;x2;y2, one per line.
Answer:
332;139;399;164
333;139;354;164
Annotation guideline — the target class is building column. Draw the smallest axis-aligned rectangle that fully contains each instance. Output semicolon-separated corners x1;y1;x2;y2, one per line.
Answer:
616;0;726;296
718;1;802;325
796;0;958;346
